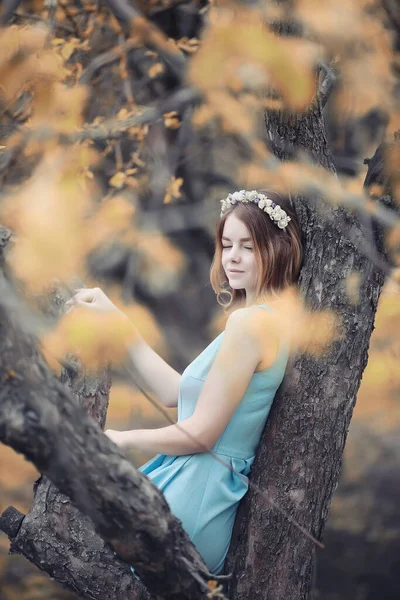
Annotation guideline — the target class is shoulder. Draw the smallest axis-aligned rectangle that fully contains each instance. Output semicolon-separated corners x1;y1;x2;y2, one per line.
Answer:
225;306;273;341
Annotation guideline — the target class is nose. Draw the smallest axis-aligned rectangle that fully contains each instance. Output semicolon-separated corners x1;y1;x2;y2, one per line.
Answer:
228;245;241;262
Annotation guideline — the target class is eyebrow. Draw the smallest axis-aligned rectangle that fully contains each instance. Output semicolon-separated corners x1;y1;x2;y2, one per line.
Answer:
222;236;252;242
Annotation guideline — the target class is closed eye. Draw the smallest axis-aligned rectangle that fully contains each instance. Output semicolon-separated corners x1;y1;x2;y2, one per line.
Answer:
222;245;253;250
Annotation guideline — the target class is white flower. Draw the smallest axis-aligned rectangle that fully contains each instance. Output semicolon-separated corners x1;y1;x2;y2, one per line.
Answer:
231;191;242;202
221;200;229;212
219;190;291;230
247;190;259;201
258;198;267;209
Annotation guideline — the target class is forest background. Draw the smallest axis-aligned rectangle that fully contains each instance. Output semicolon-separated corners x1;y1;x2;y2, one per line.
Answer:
0;0;400;599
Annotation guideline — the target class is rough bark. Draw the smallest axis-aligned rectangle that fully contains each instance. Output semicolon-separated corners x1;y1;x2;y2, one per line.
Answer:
224;100;387;598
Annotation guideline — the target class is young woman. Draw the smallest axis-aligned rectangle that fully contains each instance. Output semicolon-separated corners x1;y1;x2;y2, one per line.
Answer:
67;188;303;576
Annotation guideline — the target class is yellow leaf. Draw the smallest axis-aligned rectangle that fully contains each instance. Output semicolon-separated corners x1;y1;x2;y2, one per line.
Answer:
164;176;183;204
117;107;129;119
61;42;76;61
32;83;89;134
148;63;164;78
163;111;181;129
41;308;138;371
176;37;200;54
188;8;316;111
191;104;217;128
109;172;127;188
84;195;135;252
126;177;139;189
0;146;97;293
208;90;254;135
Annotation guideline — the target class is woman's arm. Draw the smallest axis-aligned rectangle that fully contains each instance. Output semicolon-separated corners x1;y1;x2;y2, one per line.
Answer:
106;306;266;456
66;288;180;408
106;417;208;455
125;334;180;408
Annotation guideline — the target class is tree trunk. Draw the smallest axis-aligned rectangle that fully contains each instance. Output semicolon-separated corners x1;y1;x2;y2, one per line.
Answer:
224;101;387;598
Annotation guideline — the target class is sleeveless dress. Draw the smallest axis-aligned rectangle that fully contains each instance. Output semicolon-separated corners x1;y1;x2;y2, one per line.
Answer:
135;304;289;576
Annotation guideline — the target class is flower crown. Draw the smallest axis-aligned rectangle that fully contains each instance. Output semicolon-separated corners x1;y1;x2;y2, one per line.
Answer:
220;189;291;230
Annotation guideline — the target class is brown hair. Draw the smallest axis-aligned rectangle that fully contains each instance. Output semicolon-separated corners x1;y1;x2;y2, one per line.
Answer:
209;189;303;312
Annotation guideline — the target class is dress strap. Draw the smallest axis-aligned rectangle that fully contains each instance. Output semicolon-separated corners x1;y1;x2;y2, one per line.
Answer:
253;303;273;312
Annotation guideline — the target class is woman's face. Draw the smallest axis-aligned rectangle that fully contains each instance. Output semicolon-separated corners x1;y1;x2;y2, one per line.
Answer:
221;212;258;299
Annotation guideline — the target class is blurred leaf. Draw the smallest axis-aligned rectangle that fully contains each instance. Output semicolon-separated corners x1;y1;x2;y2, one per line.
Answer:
85;195;136;253
164;176;183;204
148;62;164;78
41;308;138;371
0;146;98;293
188;7;317;111
163;111;181;129
109;171;127;188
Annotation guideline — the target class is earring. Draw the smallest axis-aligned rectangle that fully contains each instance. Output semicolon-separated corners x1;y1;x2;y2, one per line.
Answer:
216;287;233;307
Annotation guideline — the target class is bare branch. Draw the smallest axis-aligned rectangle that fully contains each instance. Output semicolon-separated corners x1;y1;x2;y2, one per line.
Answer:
104;0;186;79
79;37;141;84
11;11;75;32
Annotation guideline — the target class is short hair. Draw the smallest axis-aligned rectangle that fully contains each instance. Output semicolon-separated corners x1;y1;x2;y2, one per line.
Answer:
209;189;303;311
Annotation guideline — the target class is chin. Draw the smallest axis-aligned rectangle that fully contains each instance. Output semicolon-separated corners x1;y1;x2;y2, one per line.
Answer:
229;282;245;290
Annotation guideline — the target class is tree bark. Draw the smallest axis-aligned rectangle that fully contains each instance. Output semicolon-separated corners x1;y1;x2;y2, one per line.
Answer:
224;100;387;598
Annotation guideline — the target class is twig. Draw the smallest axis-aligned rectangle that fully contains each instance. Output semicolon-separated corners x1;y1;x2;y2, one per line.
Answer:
118;33;135;106
104;0;186;80
12;11;75;32
59;0;81;37
72;86;201;140
79;37;140;84
44;0;58;33
146;0;203;17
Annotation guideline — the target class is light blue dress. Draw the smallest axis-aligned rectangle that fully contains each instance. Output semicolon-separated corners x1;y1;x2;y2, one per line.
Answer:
136;304;289;576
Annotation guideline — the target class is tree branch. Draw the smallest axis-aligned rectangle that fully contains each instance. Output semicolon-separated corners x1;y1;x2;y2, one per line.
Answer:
0;273;228;600
104;0;186;80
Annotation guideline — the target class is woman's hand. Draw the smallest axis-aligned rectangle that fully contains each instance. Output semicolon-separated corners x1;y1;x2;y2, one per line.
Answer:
105;429;133;450
66;287;125;318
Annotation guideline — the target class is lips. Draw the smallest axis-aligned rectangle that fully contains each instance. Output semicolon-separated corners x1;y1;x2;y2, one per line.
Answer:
228;269;244;273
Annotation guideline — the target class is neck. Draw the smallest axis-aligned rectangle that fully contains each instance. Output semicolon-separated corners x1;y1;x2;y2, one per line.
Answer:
245;289;255;306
